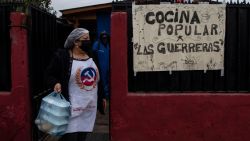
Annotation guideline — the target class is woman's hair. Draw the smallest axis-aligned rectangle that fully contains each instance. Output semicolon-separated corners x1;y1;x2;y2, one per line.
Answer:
64;28;89;49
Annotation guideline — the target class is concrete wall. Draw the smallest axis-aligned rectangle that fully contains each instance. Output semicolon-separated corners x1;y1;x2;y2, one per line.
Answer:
110;12;250;141
0;12;31;141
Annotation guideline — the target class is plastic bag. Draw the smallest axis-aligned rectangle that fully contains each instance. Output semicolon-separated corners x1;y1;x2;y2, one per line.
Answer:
35;92;71;136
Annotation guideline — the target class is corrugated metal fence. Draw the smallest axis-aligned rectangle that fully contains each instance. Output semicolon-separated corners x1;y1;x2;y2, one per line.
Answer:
28;6;73;96
113;0;250;93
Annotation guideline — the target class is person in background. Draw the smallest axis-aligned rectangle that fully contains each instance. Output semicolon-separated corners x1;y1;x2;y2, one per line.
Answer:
92;31;110;106
45;28;107;141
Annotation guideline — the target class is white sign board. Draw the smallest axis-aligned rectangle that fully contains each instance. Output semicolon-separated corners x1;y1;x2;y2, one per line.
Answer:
132;4;226;72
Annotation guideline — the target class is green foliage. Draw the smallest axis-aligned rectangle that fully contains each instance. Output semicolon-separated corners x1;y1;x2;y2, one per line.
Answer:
24;0;51;8
24;0;56;14
1;0;56;15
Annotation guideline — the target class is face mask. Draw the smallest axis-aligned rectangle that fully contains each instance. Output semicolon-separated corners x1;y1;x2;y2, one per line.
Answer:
101;37;108;45
79;40;91;52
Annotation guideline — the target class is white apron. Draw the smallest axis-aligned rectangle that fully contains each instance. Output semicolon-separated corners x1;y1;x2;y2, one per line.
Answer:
66;58;99;133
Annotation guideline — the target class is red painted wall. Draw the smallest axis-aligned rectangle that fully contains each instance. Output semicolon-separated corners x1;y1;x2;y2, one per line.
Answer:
0;12;31;141
111;12;250;141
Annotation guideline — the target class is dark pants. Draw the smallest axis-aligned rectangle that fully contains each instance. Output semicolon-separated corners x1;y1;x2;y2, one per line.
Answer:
59;132;88;141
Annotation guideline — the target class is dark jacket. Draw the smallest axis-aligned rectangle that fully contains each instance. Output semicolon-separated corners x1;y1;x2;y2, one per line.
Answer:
44;49;105;114
92;40;110;98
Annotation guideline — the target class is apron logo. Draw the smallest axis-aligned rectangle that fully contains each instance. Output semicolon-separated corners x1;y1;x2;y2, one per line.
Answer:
76;67;97;90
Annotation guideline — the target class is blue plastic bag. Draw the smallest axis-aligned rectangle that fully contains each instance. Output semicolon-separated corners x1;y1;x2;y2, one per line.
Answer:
35;92;71;136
